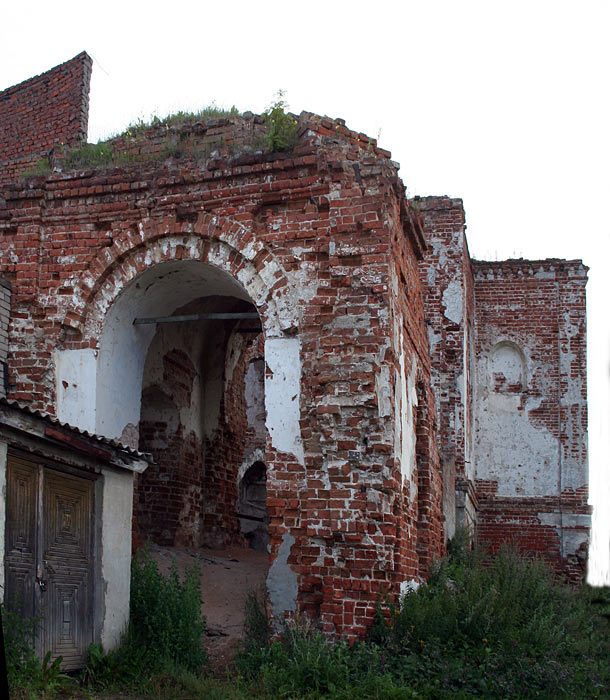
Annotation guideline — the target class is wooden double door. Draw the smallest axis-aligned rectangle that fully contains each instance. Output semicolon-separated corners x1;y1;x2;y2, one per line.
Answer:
4;452;96;670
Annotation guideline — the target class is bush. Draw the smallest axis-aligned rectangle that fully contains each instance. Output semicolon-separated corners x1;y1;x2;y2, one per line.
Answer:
262;90;298;152
236;544;610;699
127;546;208;673
83;545;207;695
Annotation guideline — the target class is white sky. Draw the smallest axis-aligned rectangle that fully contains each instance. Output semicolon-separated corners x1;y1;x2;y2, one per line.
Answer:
2;0;608;584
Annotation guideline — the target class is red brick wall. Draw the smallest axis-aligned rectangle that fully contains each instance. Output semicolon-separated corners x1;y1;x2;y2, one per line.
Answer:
473;259;590;582
416;197;476;538
0;53;91;187
0;112;440;637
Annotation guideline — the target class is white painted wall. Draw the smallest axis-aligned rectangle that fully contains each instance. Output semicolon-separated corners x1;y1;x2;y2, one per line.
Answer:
100;468;134;651
474;340;560;496
55;349;97;433
95;261;251;443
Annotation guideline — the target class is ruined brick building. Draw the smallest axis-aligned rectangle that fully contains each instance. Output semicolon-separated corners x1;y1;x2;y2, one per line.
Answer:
0;53;591;656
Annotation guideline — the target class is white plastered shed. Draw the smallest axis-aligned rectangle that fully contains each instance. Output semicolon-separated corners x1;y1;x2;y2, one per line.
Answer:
0;398;149;669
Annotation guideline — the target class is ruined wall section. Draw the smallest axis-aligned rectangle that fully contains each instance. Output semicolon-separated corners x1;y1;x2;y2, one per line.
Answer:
473;259;590;581
0;53;92;187
416;197;476;538
0;114;436;637
386;198;444;580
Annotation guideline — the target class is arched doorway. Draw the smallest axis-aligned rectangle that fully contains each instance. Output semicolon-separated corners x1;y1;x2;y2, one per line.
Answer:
94;259;267;550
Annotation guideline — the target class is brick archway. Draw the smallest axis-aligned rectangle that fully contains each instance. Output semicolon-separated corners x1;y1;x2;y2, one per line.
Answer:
61;212;298;340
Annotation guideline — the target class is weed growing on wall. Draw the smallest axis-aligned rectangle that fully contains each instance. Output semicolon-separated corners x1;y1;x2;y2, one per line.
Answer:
262;90;298;152
120;103;241;139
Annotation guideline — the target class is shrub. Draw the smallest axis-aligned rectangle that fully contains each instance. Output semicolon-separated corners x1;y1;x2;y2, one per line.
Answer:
128;545;208;673
262;90;298;152
236;543;609;699
2;603;40;692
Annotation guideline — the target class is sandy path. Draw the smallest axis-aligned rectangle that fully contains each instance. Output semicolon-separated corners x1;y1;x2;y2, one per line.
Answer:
148;543;268;669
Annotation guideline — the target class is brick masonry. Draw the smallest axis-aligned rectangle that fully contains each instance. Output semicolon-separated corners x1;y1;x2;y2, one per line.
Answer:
0;52;91;187
0;56;591;640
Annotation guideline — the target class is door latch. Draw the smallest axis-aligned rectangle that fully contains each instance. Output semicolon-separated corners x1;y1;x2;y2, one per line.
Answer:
36;565;47;593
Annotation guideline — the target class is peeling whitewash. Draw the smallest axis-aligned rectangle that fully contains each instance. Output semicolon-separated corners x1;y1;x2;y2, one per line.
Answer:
265;337;304;465
93;261;252;442
442;279;463;325
100;467;137;651
392;313;418;486
474;339;560;497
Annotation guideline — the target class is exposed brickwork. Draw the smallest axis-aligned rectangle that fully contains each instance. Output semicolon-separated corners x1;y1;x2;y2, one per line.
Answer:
0;53;92;187
416;197;476;536
0;57;590;643
472;259;590;582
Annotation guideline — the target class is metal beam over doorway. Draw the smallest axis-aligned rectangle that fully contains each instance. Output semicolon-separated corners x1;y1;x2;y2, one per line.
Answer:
133;312;260;325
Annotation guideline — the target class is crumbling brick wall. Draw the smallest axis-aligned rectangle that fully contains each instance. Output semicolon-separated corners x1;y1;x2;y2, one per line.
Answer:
0;106;443;636
473;259;590;581
0;54;591;646
417;197;477;538
0;53;92;187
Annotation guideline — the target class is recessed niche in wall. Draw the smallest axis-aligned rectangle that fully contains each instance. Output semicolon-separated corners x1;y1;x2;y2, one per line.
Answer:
489;341;526;393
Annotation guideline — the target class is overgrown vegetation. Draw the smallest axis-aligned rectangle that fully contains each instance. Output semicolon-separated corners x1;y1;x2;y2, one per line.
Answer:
23;94;300;177
4;542;608;699
233;542;610;699
119;103;241;139
262;90;298;152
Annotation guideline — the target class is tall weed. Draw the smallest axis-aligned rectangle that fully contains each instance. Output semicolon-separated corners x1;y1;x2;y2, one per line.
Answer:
128;546;208;672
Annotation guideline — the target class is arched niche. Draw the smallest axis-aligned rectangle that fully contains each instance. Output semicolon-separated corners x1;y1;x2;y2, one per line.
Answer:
488;341;526;394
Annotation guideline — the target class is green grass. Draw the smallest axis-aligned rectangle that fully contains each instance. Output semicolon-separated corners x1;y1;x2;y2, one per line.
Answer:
5;543;609;699
119;103;241;139
22;97;300;178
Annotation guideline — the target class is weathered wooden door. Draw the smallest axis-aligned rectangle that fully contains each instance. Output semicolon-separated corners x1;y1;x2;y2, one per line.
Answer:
5;453;95;669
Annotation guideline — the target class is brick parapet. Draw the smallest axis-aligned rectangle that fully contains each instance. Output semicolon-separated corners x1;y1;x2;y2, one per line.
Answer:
0;53;92;187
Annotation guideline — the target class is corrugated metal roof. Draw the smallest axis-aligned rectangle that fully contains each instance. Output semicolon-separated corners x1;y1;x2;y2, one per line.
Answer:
0;396;150;460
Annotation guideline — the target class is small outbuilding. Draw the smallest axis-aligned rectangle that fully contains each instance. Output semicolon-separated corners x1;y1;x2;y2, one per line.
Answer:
0;398;148;669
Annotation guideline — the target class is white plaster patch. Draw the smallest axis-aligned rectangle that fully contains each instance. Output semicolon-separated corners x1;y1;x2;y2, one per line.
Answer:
474;345;561;496
267;533;297;621
442;279;463;324
375;363;392;418
563;529;589;556
55;349;97;433
393;321;418;485
265;337;304;465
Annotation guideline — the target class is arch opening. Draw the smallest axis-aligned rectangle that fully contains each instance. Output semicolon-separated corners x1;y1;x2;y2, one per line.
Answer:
95;260;268;550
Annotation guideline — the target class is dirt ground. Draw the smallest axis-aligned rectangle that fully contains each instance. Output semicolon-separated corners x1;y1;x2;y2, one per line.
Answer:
147;542;268;669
